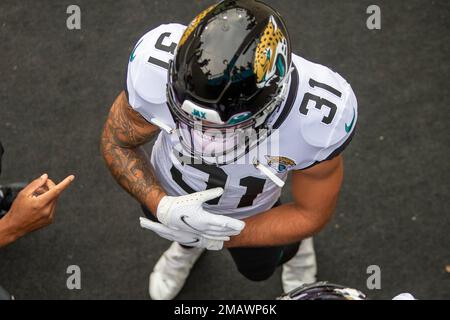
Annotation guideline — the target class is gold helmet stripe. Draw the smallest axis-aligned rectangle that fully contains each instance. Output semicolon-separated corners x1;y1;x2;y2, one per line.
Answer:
179;4;217;47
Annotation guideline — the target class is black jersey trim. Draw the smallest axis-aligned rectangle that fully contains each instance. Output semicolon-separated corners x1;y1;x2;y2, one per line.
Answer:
300;128;356;170
124;67;130;102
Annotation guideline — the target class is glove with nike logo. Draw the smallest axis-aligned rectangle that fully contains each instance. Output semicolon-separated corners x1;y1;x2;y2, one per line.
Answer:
139;217;226;250
156;187;245;237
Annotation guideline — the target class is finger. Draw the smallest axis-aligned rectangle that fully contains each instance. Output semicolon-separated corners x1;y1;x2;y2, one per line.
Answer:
38;175;75;204
32;179;56;197
203;234;230;241
140;217;230;241
198;223;240;237
33;185;50;197
208;222;246;234
203;239;224;251
140;218;173;235
195;187;224;203
139;218;177;240
203;227;242;237
46;179;56;189
206;214;246;232
24;174;48;196
140;217;161;230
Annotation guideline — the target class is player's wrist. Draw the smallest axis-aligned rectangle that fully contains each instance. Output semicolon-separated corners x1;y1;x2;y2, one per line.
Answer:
155;194;172;224
145;189;167;218
0;213;21;246
222;235;237;248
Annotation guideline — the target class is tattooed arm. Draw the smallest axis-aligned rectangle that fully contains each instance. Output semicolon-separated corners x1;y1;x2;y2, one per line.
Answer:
101;91;166;215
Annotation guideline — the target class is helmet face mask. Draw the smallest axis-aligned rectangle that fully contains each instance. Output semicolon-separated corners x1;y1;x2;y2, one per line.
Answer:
176;122;253;159
166;0;293;163
278;282;367;301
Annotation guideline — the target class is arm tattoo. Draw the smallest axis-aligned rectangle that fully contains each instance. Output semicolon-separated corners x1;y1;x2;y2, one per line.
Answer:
101;94;165;209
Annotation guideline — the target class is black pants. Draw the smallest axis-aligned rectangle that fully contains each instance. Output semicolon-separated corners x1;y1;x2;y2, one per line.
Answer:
141;201;301;282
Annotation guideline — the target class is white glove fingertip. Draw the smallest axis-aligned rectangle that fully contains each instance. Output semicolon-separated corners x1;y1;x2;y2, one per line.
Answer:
198;187;224;202
225;220;246;232
212;187;224;197
224;229;242;237
139;217;153;229
203;234;230;241
206;240;223;251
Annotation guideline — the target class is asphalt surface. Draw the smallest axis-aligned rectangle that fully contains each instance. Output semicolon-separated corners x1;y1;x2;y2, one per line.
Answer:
0;0;449;300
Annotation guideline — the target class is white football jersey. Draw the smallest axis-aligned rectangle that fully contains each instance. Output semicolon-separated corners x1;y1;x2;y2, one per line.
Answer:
126;24;358;219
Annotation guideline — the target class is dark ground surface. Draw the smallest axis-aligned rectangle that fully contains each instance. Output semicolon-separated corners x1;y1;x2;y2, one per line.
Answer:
0;0;449;300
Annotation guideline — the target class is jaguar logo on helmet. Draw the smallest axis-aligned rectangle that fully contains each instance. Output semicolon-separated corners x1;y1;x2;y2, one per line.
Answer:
254;16;289;88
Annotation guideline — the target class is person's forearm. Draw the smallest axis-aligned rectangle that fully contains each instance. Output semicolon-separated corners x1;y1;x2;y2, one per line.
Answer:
101;129;166;215
225;201;336;248
0;216;18;247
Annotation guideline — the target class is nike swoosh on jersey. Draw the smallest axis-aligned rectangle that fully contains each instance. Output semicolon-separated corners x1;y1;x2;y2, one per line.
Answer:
345;108;356;133
130;39;143;62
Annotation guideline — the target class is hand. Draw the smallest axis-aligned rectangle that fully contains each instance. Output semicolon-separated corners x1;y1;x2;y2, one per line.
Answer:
3;173;74;241
140;217;226;250
156;188;245;237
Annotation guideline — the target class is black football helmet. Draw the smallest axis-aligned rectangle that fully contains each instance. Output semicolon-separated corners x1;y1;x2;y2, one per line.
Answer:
277;282;367;300
167;0;292;162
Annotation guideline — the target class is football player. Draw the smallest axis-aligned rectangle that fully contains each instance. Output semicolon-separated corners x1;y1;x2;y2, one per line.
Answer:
101;0;358;300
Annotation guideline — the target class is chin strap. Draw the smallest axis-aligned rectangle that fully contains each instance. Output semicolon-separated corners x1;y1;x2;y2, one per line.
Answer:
149;118;174;134
253;158;285;188
277;65;294;102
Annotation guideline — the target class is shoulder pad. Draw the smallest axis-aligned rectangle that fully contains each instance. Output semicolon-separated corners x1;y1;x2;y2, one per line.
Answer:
127;24;185;104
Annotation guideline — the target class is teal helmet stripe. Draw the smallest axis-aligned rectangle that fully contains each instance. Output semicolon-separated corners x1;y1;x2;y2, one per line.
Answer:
276;55;285;77
227;112;252;125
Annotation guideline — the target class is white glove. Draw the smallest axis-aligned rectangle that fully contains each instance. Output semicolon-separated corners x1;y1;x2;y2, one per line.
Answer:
139;217;226;250
156;187;245;237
